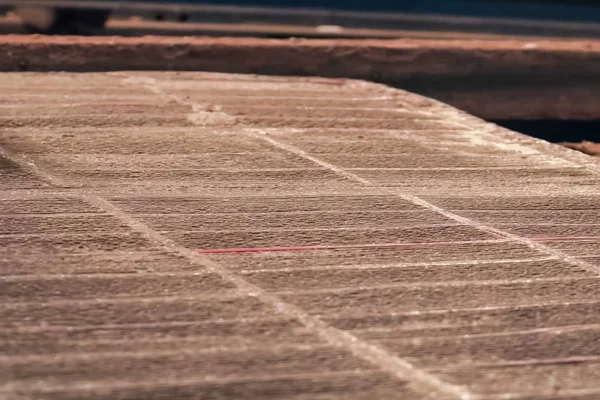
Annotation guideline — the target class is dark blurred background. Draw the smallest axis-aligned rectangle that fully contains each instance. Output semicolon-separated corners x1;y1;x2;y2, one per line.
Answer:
4;0;600;35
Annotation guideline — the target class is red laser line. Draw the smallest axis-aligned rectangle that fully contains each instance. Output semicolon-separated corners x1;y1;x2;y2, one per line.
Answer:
196;239;508;254
195;235;600;254
533;236;600;242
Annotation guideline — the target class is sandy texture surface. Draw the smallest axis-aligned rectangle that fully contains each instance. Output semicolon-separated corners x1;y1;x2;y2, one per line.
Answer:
2;71;600;399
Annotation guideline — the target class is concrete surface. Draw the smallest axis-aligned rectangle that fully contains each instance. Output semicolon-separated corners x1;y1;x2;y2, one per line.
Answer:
2;35;600;121
2;71;600;400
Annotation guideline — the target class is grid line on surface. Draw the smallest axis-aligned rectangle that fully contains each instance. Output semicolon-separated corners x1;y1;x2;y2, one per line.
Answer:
247;130;600;276
0;132;473;399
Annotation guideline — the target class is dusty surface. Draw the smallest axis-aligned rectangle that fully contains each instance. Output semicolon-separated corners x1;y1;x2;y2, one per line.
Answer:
2;35;600;121
2;71;600;400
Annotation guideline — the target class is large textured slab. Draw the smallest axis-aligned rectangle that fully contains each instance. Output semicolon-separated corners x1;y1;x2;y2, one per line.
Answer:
1;71;600;400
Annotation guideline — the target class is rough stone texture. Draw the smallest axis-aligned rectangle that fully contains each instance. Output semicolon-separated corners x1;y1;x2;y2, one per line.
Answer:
2;35;600;120
2;71;600;400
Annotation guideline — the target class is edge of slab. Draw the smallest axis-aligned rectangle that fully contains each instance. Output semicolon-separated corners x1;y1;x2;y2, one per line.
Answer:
3;35;600;120
3;35;600;73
